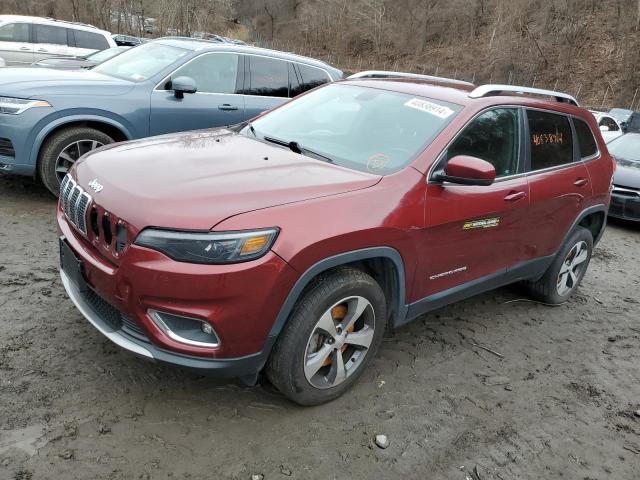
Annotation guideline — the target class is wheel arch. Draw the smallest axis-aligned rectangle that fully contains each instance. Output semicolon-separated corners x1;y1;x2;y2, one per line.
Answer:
30;115;133;170
266;247;408;348
565;204;607;247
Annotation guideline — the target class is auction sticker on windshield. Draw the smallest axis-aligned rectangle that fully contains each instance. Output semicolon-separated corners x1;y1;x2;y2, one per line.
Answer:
404;98;454;119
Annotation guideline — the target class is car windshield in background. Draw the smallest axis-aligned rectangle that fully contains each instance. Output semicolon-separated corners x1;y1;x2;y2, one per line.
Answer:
86;47;128;63
607;134;640;162
245;83;462;175
93;43;188;82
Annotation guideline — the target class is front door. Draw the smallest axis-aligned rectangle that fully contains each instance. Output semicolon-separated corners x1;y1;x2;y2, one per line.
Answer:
0;22;33;65
149;52;245;136
418;107;530;298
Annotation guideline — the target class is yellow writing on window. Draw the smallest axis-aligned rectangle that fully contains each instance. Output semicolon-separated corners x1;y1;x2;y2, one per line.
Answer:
532;129;564;146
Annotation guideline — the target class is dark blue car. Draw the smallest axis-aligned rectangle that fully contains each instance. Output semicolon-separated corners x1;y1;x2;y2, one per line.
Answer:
0;37;342;194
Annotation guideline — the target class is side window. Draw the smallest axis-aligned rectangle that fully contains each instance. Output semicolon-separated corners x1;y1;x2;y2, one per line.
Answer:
164;53;240;94
246;56;289;98
527;110;574;171
446;108;520;178
0;23;30;43
74;30;109;50
573;118;598;159
294;63;331;96
34;24;68;46
599;116;619;131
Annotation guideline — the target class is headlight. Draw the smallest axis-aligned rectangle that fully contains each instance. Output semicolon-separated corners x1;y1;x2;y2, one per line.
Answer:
134;228;279;264
0;97;51;114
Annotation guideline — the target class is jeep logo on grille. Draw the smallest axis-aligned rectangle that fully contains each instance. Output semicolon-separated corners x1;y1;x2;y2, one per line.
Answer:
88;178;103;193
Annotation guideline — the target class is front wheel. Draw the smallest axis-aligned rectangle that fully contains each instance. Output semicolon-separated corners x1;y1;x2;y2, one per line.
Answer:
38;127;114;196
526;226;593;304
266;267;387;405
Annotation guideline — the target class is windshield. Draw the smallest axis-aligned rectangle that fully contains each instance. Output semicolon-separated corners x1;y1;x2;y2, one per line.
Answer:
244;83;462;174
608;134;640;162
609;108;633;123
93;43;189;82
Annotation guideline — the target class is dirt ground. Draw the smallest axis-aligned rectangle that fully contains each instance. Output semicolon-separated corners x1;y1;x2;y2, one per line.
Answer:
0;173;639;480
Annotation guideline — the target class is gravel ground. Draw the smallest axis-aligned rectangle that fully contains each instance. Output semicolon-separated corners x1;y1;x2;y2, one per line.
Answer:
1;173;639;480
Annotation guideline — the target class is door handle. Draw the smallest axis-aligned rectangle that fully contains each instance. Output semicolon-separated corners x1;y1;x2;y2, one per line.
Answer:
20;47;30;51
504;191;527;202
574;178;589;187
37;49;49;52
218;104;238;111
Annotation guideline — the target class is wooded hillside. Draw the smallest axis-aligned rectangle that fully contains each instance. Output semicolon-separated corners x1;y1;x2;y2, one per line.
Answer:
3;0;639;108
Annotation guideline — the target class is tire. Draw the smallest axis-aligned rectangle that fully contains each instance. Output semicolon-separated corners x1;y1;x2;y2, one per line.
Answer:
526;226;593;304
38;127;114;196
266;267;387;406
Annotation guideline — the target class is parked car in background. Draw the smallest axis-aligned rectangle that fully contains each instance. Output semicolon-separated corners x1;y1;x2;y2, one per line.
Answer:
112;34;144;47
57;78;612;405
592;111;624;143
32;46;130;70
607;133;640;221
0;37;342;195
0;15;115;66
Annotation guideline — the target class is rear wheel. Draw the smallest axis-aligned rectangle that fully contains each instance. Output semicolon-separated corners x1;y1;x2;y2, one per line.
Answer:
266;267;387;405
38;127;113;196
526;226;593;304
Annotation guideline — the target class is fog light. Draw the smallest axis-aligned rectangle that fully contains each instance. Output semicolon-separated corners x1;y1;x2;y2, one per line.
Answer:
201;323;213;335
147;309;220;348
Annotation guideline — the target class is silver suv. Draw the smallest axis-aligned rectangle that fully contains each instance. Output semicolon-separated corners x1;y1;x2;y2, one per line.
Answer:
0;15;115;66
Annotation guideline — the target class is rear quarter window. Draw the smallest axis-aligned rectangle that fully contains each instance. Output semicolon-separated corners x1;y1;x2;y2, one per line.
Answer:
73;30;109;50
527;110;574;170
292;63;331;96
573;118;598;159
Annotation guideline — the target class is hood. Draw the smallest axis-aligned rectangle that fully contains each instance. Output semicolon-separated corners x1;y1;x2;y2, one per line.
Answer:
613;157;640;189
0;67;134;98
73;130;382;231
34;58;94;70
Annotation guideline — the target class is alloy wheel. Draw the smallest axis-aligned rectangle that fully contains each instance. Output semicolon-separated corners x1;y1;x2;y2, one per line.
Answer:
556;240;589;296
55;140;104;183
303;296;376;389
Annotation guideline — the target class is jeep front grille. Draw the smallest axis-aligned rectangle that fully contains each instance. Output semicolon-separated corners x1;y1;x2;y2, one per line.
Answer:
60;175;92;235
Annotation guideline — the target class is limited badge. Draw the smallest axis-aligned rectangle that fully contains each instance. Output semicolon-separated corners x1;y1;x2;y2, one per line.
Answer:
463;217;500;230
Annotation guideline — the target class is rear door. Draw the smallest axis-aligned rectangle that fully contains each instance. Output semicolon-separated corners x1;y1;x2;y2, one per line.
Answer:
33;23;69;61
242;55;291;120
149;52;245;135
523;108;592;260
0;22;33;65
419;107;530;297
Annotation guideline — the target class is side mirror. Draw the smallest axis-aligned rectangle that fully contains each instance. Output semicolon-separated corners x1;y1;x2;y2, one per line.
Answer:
171;76;197;98
436;155;496;186
599;125;610;132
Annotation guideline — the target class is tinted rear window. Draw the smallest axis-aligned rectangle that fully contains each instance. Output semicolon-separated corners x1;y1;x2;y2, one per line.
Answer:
74;30;109;50
527;110;574;170
246;56;289;97
573;118;598;158
293;63;330;96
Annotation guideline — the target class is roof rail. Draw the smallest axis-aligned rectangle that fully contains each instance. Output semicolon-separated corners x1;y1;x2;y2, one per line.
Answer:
348;70;474;87
469;84;579;106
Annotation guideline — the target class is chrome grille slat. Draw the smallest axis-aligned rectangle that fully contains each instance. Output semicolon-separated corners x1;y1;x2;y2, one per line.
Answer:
60;174;92;235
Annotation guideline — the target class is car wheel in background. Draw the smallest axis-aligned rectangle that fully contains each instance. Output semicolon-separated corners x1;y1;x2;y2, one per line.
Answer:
526;226;593;304
38;127;114;196
266;267;387;406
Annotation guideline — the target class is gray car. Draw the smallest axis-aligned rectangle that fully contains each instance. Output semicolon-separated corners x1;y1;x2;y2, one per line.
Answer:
0;37;342;195
608;133;640;221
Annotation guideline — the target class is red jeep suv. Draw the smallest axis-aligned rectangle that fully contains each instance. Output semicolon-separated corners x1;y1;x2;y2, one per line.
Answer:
58;74;614;405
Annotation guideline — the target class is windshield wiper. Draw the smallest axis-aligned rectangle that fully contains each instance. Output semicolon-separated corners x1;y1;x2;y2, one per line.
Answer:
263;136;334;164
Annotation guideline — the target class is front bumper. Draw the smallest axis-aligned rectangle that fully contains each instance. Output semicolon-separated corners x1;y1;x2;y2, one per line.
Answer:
58;207;298;378
609;187;640;221
60;268;269;378
0;109;50;176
